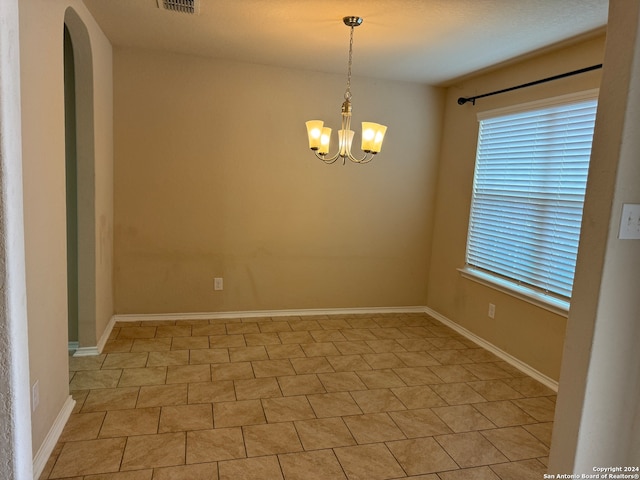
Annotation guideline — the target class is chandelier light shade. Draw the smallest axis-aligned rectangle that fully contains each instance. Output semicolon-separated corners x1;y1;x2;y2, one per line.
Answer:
305;16;387;165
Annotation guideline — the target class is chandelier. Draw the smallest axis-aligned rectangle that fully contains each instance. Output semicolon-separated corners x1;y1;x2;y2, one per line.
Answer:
305;16;387;165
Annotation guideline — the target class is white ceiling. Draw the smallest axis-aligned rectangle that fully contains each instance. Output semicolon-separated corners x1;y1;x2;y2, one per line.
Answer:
82;0;608;85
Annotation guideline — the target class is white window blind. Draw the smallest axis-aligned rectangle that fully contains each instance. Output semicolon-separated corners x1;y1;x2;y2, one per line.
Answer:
466;96;598;301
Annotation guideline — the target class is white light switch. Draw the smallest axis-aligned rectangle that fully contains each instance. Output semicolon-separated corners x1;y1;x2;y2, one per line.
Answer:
618;204;640;240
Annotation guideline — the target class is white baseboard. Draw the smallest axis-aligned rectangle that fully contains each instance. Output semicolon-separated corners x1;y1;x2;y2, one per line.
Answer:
424;307;559;392
32;395;75;480
111;306;427;323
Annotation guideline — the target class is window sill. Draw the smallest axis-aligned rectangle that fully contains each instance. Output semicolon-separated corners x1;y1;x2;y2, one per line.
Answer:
458;266;569;318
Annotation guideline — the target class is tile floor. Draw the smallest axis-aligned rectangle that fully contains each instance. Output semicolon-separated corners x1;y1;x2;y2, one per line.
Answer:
41;313;555;479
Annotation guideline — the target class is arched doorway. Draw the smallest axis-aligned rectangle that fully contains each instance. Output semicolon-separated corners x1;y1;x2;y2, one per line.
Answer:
63;8;96;352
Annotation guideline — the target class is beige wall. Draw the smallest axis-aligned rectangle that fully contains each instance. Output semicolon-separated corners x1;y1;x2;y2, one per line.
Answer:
427;34;606;381
113;48;443;314
19;0;113;455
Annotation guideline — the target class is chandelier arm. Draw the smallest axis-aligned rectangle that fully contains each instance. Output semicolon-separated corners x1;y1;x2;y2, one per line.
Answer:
314;151;340;164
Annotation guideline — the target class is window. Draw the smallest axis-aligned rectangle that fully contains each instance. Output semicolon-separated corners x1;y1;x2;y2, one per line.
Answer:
464;92;598;308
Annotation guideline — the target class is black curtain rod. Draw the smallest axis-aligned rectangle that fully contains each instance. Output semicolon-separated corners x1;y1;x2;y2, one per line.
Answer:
457;64;603;105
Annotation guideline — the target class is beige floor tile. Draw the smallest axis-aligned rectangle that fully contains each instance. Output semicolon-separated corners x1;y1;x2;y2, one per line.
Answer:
243;422;303;456
431;383;487;405
390;408;453;438
102;339;134;353
294;417;356;450
512;397;556;422
474;401;537;427
309;330;347;342
436;431;508;468
70;370;122;390
100;407;160;437
467;380;523;401
252;359;296;377
186;428;245;463
59;412;106;442
260;321;292;333
430;365;480;383
68;355;106;371
463;362;514;380
523;422;554;447
370;327;407;339
326;354;372;372
365;339;407;353
191;323;226;336
278;374;326;396
279;450;347;480
146;350;189;367
290;356;335;374
428;349;473;365
166;364;211;384
341;329;377;341
229;346;269;362
211;362;254;381
266;343;306;359
301;342;341;357
189;348;229;364
504;377;555;397
387;437;459;475
342;412;406;444
432;404;496;433
81;387;139;412
395;351;440;367
159;403;213;432
289;320;322;331
171;336;210;350
393;367;442;386
278;331;314;344
117;326;156;339
438;466;500;480
392;385;447;409
83;470;153;480
489;458;547;480
121;432;186;470
307;392;362;418
71;390;89;413
318;318;351;329
245;332;282;346
481;426;550;461
137;383;188;407
263;395;316;422
356;369;406;389
235;377;282;400
317;372;367;392
50;437;126;478
209;334;246;348
349;388;406;413
118;366;166;387
334;342;375;356
362;352;406;369
395;338;432;352
152;462;218;480
188;380;236;403
155;325;191;337
334;444;405;480
214;399;266;427
226;323;260;334
219;456;283;480
130;338;172;352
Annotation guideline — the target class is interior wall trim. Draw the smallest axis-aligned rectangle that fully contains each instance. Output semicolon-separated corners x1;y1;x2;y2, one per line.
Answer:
423;307;559;392
32;395;75;480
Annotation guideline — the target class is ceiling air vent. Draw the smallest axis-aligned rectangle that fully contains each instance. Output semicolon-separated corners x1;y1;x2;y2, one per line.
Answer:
156;0;200;15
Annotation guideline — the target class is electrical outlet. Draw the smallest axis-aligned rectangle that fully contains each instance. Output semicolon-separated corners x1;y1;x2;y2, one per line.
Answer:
32;380;39;412
488;303;496;319
619;203;640;239
214;277;223;291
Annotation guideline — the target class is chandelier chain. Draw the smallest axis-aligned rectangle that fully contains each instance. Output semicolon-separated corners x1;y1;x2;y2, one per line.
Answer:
345;25;354;101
